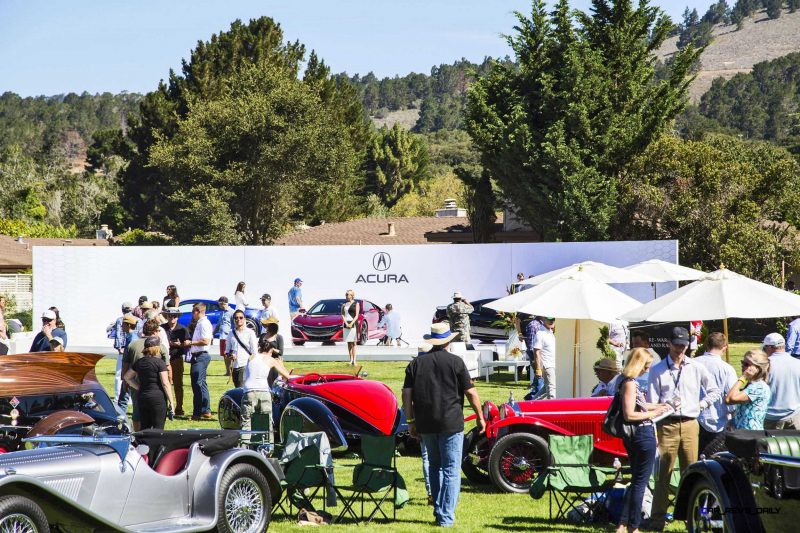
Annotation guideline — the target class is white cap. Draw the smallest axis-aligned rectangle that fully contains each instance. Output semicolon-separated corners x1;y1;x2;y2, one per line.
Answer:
41;310;57;321
453;291;463;299
762;332;785;347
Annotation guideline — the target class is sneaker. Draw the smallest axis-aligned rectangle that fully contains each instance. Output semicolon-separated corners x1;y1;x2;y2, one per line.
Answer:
427;495;433;506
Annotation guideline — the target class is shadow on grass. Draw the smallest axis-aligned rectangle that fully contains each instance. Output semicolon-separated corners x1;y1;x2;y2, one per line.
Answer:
489;516;604;531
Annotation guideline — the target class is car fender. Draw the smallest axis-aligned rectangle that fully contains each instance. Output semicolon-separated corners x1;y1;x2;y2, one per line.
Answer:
487;415;566;440
0;474;128;532
190;448;284;527
673;454;763;533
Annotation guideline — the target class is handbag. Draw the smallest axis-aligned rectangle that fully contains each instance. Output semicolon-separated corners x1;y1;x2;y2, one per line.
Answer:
602;378;636;440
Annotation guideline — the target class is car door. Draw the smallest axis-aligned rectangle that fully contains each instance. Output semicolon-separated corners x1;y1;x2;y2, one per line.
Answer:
203;302;222;337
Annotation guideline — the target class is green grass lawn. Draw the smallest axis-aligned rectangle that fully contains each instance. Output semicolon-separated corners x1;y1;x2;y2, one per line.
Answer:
92;344;758;531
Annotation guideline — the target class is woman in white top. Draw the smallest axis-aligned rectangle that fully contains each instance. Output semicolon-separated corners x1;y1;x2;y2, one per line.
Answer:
341;289;360;366
234;281;248;310
241;335;291;442
226;309;259;388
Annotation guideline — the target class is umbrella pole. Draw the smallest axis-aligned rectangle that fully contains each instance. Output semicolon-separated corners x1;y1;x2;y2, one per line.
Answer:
573;320;579;397
652;282;657;300
723;319;729;362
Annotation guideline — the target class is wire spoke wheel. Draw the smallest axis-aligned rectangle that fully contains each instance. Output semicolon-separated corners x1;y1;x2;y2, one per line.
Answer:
499;443;542;487
0;514;38;533
488;432;550;493
224;477;264;533
689;486;726;533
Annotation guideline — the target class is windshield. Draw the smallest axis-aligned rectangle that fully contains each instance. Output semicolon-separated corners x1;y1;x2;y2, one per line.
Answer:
308;299;347;315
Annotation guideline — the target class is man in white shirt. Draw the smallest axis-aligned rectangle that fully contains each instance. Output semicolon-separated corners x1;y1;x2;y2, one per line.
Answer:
187;302;213;420
532;318;556;399
226;309;259;388
646;327;721;531
257;293;278;323
694;332;737;456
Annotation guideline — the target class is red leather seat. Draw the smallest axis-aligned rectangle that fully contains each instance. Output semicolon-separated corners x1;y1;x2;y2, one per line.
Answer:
154;448;189;476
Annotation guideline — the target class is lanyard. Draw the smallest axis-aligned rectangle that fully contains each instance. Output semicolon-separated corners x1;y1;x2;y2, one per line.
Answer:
667;356;685;390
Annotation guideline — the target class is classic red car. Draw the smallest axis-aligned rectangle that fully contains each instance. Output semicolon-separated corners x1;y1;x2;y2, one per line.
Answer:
291;298;387;346
463;395;626;493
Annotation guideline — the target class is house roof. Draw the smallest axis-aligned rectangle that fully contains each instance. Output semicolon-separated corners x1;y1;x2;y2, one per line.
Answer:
0;235;109;270
275;216;474;246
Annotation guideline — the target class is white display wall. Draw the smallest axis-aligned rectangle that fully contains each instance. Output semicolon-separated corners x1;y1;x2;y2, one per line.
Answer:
33;240;677;348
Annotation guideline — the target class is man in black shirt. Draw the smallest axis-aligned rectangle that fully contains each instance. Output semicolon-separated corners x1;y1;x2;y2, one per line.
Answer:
162;307;188;416
402;323;485;527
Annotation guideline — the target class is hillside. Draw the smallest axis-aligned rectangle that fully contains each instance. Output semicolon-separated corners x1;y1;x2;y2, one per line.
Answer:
658;8;800;101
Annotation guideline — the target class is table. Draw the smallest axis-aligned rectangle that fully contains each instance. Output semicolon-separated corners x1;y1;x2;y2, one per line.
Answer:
481;359;530;383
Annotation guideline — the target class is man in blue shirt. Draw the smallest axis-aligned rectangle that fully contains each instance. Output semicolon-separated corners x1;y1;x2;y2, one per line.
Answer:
694;332;737;456
378;303;402;345
30;309;67;352
763;332;800;429
785;316;800;358
215;296;233;377
288;278;304;318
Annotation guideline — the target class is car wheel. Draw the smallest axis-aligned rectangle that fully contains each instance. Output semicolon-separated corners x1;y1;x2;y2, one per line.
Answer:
488;432;550;493
216;463;271;533
0;496;50;533
244;318;259;336
357;321;368;345
687;478;727;533
293;341;305;346
462;427;491;485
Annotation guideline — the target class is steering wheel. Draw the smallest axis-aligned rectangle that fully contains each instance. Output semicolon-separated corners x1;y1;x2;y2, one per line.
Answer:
302;372;327;384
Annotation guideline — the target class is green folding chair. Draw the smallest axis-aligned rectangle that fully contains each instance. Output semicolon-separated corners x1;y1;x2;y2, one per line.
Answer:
545;434;616;522
274;434;330;516
335;434;408;524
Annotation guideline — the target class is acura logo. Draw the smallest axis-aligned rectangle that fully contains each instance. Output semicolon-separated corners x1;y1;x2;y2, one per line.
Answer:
373;252;391;271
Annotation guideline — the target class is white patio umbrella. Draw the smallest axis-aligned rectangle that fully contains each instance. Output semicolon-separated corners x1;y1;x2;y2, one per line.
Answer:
625;259;705;298
621;267;800;360
519;260;660;287
487;270;642;396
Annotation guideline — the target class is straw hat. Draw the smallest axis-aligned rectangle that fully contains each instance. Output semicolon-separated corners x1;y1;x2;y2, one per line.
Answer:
260;316;280;326
593;358;621;372
423;323;458;345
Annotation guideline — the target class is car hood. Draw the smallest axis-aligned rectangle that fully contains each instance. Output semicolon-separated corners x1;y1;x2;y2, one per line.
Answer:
287;378;398;435
0;444;105;478
294;314;343;326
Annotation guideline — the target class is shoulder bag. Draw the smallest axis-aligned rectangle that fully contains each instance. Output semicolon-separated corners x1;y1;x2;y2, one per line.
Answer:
231;328;253;357
602;377;636;440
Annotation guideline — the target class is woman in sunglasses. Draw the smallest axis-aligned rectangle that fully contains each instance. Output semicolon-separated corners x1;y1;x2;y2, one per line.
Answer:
725;349;771;430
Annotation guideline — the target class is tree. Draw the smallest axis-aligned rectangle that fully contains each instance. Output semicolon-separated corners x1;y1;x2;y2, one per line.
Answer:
455;165;496;243
766;0;783;19
148;60;359;245
466;0;702;241
119;17;369;233
614;134;800;283
365;123;431;207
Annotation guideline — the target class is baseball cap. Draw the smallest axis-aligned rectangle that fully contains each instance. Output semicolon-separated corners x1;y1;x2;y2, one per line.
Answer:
122;301;133;312
144;336;160;350
670;326;690;346
138;295;148;304
294;278;303;283
762;332;785;347
41;310;57;321
261;293;271;300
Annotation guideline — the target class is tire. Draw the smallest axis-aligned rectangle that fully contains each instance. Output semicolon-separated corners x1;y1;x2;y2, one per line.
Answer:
686;478;727;533
357;321;368;345
0;495;50;533
461;427;491;485
488;432;550;493
293;341;305;346
245;318;259;336
215;463;272;533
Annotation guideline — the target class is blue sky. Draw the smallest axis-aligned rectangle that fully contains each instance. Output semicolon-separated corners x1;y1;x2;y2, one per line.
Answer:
0;1;712;96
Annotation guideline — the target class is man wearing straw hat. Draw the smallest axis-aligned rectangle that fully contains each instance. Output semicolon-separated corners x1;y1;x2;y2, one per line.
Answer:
591;358;621;396
402;323;485;527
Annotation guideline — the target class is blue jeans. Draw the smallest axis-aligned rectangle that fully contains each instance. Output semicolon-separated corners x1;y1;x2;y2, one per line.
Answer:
190;352;211;417
620;424;657;530
421;431;463;526
420;439;431;497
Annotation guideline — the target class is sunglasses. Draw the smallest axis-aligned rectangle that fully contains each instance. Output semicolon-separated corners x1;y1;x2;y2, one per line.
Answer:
234;316;245;320
742;360;753;368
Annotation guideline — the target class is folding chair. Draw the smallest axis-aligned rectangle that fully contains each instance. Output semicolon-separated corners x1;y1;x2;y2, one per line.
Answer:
545;434;616;522
335;434;407;524
274;432;332;516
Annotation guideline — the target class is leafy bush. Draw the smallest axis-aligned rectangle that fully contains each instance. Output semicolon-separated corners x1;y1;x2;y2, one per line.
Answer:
116;229;171;246
0;218;77;239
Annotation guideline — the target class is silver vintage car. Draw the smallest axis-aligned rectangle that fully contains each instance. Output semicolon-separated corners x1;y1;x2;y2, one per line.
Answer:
0;429;283;533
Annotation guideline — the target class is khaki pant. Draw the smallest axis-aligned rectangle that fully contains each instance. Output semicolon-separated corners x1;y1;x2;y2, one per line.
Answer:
651;418;699;525
169;357;184;414
241;390;272;443
764;411;800;429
